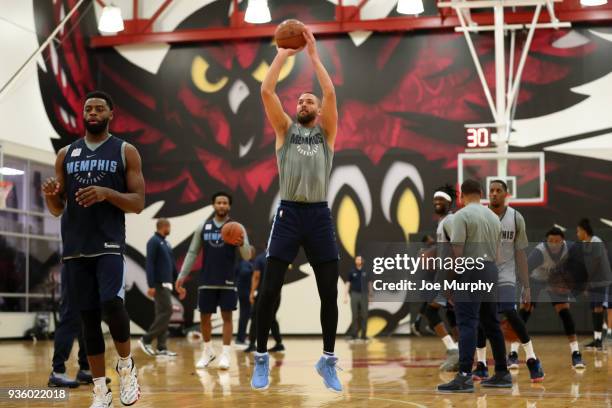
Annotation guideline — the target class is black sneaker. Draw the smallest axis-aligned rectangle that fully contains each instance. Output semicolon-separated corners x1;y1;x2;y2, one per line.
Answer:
572;351;586;369
472;362;489;381
584;338;603;351
244;344;257;353
481;371;512;388
507;351;519;369
526;358;545;383
437;372;474;393
48;372;79;388
76;370;93;384
76;370;112;385
268;343;285;353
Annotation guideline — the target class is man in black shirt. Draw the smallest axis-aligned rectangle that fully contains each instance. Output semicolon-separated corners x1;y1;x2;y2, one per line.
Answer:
139;219;177;357
343;256;371;341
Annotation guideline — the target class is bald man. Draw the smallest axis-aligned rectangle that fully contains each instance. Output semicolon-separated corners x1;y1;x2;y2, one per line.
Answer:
139;219;178;357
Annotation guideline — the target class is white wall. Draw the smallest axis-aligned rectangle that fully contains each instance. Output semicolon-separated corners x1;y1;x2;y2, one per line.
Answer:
0;1;59;155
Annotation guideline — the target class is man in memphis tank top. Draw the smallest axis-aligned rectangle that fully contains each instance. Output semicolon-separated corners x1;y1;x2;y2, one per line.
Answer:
42;91;145;408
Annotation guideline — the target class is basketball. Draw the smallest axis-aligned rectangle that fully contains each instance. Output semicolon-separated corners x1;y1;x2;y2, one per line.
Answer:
274;19;306;49
221;221;244;245
501;319;519;342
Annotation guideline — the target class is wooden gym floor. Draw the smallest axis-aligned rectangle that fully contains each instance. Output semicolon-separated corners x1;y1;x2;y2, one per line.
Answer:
0;336;609;407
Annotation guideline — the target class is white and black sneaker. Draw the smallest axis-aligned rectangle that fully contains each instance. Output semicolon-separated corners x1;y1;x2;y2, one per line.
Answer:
90;385;113;408
156;349;177;357
116;358;141;406
138;338;156;357
196;348;216;369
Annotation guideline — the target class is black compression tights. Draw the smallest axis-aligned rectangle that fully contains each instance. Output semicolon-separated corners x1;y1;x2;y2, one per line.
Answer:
256;257;339;353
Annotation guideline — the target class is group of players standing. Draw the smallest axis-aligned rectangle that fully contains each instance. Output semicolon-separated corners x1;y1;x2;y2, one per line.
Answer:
421;179;611;393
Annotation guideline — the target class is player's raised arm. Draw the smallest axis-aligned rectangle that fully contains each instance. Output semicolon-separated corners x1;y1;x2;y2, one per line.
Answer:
261;48;299;150
303;28;337;148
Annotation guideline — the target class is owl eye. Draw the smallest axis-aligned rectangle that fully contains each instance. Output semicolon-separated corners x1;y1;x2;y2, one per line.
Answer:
381;162;424;242
327;166;372;257
191;56;229;93
252;55;295;83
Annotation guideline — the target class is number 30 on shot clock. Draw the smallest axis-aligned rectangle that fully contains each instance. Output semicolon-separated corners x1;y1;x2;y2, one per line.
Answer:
466;127;490;148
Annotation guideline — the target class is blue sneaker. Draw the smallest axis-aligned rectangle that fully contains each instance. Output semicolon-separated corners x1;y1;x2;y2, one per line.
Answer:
315;356;342;392
507;351;520;369
472;362;489;381
526;358;545;383
251;354;270;390
572;351;585;369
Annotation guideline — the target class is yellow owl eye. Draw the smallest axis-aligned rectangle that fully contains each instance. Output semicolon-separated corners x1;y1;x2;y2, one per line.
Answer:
191;56;229;93
396;188;420;242
252;55;295;83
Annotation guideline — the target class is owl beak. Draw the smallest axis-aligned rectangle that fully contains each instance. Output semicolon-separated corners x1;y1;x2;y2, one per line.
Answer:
228;79;249;114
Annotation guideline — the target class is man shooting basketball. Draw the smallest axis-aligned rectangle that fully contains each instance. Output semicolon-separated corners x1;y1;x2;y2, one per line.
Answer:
42;91;144;408
251;27;341;392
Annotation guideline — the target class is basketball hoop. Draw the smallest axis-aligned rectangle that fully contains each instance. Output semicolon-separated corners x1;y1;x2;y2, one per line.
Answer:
0;180;13;209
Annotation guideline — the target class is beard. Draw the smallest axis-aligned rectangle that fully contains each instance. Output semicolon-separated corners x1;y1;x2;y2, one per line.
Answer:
215;209;228;218
84;118;109;135
296;111;316;125
434;205;448;215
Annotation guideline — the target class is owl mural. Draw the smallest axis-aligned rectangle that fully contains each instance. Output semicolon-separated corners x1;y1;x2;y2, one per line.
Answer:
35;0;612;334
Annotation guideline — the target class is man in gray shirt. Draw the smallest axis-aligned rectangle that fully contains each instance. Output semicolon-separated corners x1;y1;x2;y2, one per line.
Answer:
437;179;510;393
252;27;341;392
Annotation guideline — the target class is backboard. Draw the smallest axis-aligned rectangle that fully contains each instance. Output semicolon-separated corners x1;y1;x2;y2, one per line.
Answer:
457;152;546;206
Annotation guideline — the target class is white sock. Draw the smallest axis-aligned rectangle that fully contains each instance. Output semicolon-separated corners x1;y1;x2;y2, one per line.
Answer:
569;341;579;353
322;352;335;359
203;341;212;352
254;351;268;357
594;331;602;340
93;377;108;393
441;335;457;350
607;328;611;336
222;345;231;355
510;342;520;354
476;347;487;364
118;355;132;369
521;340;536;360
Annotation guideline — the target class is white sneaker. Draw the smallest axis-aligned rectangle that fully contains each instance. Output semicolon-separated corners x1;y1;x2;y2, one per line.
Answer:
218;352;230;370
90;385;113;408
196;348;216;369
116;358;141;406
138;338;155;357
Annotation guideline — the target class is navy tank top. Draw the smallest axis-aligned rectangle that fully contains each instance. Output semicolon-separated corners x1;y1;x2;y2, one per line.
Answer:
61;136;127;259
200;218;239;288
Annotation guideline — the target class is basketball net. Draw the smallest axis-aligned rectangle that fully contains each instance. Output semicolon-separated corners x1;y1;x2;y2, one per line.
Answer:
0;180;13;209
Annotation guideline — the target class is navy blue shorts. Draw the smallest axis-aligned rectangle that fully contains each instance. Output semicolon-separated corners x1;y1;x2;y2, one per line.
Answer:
588;286;607;309
198;288;237;314
65;255;125;311
267;201;339;265
531;279;572;304
497;284;517;312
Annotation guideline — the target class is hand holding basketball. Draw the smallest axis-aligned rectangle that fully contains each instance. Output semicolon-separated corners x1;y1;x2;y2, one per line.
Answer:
302;27;318;60
221;221;245;246
274;19;306;50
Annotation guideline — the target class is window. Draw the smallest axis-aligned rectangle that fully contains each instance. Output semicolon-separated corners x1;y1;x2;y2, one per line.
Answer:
0;155;61;312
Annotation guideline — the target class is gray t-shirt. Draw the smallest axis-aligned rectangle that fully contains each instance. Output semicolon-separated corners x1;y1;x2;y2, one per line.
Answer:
278;123;333;203
497;207;529;286
451;203;501;262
